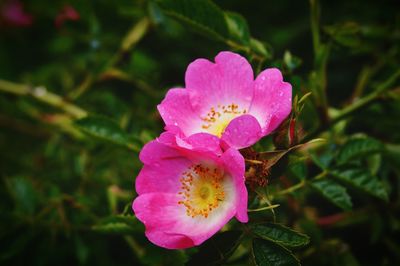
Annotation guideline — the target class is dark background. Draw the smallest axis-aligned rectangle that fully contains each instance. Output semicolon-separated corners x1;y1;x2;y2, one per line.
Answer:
0;0;399;265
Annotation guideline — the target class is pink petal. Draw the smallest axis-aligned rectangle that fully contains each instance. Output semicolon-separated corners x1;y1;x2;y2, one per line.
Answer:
157;88;202;136
139;139;182;165
220;148;248;223
178;133;222;156
133;193;191;249
186;51;254;116
136;139;192;195
145;230;194;249
133;193;236;249
249;68;292;135
157;131;222;159
221;114;262;149
157;131;179;146
135;158;191;195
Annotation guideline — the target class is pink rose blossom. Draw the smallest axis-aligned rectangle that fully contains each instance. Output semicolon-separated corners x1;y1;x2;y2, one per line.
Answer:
158;51;292;149
132;132;248;249
55;5;80;28
1;0;33;27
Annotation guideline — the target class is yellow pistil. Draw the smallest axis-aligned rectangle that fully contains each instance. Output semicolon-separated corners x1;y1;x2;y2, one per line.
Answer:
178;164;225;218
201;103;246;137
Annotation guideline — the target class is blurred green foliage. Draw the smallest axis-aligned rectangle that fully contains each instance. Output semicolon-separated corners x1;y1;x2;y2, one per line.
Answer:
0;0;400;265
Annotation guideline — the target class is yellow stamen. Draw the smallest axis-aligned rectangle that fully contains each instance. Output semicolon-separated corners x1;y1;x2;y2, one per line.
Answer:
201;103;246;137
177;164;225;218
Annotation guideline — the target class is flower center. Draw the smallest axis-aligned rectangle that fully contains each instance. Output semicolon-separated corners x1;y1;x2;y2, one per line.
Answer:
201;103;247;137
178;164;225;218
199;186;210;199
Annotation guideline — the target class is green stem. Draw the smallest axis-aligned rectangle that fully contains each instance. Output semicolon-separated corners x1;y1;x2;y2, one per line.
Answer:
104;17;151;71
124;236;145;258
0;79;29;95
276;180;306;196
333;69;400;121
121;17;150;53
248;204;280;212
306;69;400;141
272;171;328;197
99;68;161;98
70;17;151;99
309;0;330;124
310;0;320;54
0;79;87;119
351;66;374;102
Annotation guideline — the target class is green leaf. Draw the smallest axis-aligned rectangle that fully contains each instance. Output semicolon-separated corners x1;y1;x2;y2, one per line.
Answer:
157;0;229;42
289;161;307;181
92;215;144;234
75;115;138;151
225;11;250;45
331;168;388;201
186;231;242;266
311;179;353;210
5;177;37;215
310;151;334;170
283;51;302;72
157;0;269;58
337;138;383;165
148;1;165;24
366;153;381;175
252;238;300;266
249;223;310;248
250;38;270;58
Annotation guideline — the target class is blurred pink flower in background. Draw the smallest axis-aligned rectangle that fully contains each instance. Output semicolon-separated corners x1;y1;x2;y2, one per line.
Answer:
55;4;79;28
0;0;33;27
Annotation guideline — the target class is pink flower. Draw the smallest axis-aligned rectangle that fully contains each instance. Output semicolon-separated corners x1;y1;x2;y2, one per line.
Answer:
55;5;79;28
132;132;248;249
1;0;33;27
158;51;292;149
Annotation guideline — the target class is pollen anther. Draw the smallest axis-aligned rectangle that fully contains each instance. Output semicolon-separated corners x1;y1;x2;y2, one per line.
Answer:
201;103;246;137
177;164;225;218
